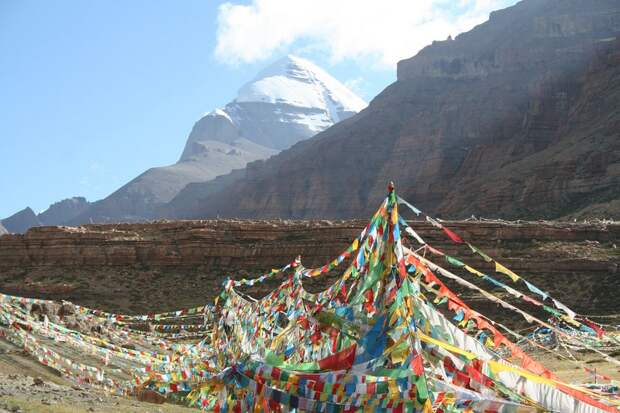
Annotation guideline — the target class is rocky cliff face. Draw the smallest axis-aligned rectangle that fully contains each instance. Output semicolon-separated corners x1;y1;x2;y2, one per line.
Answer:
437;37;620;219
397;0;620;81
0;222;7;235
195;0;620;221
0;219;617;318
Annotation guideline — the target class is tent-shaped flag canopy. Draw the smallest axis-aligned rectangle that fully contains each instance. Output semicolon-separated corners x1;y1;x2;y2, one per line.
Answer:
0;183;618;412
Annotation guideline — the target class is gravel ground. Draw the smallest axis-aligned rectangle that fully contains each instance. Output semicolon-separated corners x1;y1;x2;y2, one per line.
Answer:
0;372;198;413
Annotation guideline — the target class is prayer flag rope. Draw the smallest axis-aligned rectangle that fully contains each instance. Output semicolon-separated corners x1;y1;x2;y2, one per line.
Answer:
0;185;618;412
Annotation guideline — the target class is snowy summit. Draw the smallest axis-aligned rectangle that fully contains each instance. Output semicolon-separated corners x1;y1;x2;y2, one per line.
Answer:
182;55;368;154
236;55;367;124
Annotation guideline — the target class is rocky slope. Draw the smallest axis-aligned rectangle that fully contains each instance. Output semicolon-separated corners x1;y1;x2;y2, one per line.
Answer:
162;168;245;219
72;138;277;224
0;198;91;234
195;0;620;220
0;207;41;234
66;55;365;225
37;197;90;226
0;219;617;320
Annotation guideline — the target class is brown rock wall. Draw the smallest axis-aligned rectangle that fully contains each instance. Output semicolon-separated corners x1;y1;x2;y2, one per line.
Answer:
0;220;617;319
0;220;616;267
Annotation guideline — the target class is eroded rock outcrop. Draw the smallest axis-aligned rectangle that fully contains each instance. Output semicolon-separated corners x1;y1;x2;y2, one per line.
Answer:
0;219;617;319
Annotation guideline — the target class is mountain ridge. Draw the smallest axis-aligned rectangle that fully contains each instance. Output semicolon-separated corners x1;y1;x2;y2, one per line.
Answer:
38;197;90;226
64;55;365;225
0;207;41;234
189;0;620;220
3;56;366;231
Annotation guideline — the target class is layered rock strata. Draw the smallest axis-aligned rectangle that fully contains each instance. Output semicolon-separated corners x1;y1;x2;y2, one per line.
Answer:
0;219;617;321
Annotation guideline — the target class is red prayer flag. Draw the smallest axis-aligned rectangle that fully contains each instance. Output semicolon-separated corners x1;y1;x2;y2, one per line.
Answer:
412;354;424;376
317;344;357;370
466;365;483;384
442;226;464;243
583;319;605;337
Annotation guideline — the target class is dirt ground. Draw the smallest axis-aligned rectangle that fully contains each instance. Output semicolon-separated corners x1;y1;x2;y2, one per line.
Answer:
0;345;198;413
0;338;618;412
536;351;620;382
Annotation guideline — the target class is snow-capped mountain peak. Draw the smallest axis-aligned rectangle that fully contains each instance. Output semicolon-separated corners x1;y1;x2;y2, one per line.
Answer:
5;55;368;228
183;55;367;153
236;54;367;124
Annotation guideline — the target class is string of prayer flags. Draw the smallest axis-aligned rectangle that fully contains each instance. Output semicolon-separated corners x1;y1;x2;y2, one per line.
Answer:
397;195;421;216
398;197;584;323
524;280;549;301
467;243;493;262
0;185;617;413
444;255;465;268
441;226;464;244
464;265;484;277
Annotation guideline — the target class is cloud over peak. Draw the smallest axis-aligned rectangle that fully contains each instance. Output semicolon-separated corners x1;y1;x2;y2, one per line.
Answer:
215;0;517;67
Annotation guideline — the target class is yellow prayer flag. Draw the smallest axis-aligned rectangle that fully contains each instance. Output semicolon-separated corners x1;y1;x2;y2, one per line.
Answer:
464;265;484;277
418;331;476;360
488;360;557;387
495;261;520;282
562;315;581;327
485;336;495;348
390;345;409;365
389;309;401;327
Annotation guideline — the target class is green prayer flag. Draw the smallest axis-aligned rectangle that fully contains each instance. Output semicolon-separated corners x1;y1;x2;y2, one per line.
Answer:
445;255;465;267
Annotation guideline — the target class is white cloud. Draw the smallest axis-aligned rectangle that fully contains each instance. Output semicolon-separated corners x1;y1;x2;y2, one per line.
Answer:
344;76;365;96
215;0;516;67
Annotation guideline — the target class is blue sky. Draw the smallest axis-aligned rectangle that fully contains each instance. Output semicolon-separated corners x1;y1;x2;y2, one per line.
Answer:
0;0;517;218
